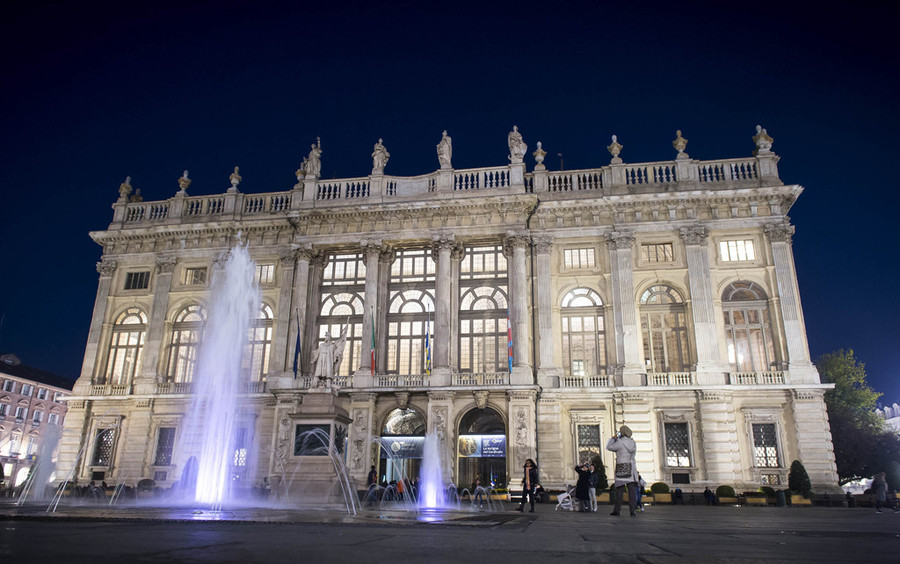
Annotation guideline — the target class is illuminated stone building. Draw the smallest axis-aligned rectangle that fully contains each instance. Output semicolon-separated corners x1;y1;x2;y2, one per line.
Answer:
57;126;840;494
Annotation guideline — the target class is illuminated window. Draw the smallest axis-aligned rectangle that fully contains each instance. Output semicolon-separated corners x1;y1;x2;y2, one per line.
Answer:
182;267;208;285
459;246;509;373
664;423;691;467
640;285;690;373
561;288;607;377
577;424;602;465
255;264;275;285
390;248;435;283
166;305;206;383
752;423;780;468
719;240;755;262
243;304;274;382
563;248;596;269
387;249;436;376
318;292;363;378
124;271;150;290
723;282;776;372
91;428;116;466
641;243;674;263
322;253;366;286
104;307;147;386
154;427;176;466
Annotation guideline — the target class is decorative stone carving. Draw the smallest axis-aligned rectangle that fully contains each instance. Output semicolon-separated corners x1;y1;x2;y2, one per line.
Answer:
118;176;133;201
752;125;774;155
294;163;307;189
473;390;489;409
395;392;410;409
155;255;177;275
607;134;623;163
360;238;385;255
679;224;709;246
532;141;546;169
279;247;299;265
229;166;242;189
531;234;553;254
433;407;448;447
305;137;322;179
312;324;348;387
765;222;795;244
451;244;466;262
503;230;530;258
431;233;455;256
508;125;527;164
130;189;143;203
177;170;191;194
96;258;118;276
351;407;369;471
274;414;291;477
294;243;315;263
673;130;689;159
436;130;452;169
371;138;390;174
792;389;816;401
604;230;634;250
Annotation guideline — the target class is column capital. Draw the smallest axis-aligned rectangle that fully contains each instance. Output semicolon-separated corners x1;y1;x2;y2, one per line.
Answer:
350;392;378;404
507;389;537;402
531;234;553;254
431;233;455;255
451;243;466;262
379;246;395;265
605;230;634;250
295;243;316;262
309;251;328;269
503;230;530;257
155;255;177;274
679;224;710;246
279;247;299;265
360;238;387;255
765;222;795;244
96;258;118;277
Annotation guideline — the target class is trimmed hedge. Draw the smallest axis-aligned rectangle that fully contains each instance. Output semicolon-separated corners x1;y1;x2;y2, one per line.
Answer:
650;482;670;494
716;485;735;497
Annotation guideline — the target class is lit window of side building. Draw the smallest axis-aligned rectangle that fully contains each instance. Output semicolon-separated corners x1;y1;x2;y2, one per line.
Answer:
57;127;840;495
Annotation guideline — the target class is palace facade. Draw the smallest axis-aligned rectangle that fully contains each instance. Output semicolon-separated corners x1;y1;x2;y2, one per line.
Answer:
57;126;840;494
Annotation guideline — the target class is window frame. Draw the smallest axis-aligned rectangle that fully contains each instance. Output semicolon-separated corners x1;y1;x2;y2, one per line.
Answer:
123;270;151;291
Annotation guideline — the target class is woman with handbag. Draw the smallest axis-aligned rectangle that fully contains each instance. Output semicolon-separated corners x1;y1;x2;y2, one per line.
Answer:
606;425;638;516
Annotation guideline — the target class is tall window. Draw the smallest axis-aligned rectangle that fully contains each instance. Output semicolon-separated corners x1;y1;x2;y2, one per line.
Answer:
243;304;274;382
664;422;691;467
0;404;7;417
561;289;607;377
104;308;147;386
576;424;603;464
2;380;13;392
459;246;509;373
154;427;176;466
640;285;690;373
21;384;33;396
388;249;435;375
723;282;776;372
318;253;366;376
91;428;116;466
166;305;206;383
752;423;780;467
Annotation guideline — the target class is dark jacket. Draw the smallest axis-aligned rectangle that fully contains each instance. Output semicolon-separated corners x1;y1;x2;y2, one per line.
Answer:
575;466;592;500
521;465;538;492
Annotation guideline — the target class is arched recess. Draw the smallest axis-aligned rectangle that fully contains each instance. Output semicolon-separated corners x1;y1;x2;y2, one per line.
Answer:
639;284;691;373
722;281;777;372
457;407;507;489
559;288;607;378
377;407;427;485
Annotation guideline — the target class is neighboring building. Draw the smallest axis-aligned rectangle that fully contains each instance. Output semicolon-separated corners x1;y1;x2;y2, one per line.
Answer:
57;126;840;494
876;403;900;434
0;354;72;490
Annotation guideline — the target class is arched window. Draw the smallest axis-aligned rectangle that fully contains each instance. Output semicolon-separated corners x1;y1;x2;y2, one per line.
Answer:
640;285;690;373
723;281;776;372
387;289;435;375
382;408;427;436
459;245;509;374
318;291;364;377
104;307;147;386
166;305;205;383
243;304;274;382
560;288;607;377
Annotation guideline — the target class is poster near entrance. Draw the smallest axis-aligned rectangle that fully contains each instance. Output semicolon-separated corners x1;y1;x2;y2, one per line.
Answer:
457;434;507;490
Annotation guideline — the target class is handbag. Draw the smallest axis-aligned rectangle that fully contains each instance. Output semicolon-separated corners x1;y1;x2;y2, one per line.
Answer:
615;462;632;479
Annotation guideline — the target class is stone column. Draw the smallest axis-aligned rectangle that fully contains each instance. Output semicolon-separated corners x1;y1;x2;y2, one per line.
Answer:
348;393;377;484
507;390;537;472
75;258;118;395
680;225;728;385
303;253;327;383
450;245;465;373
355;240;384;387
376;247;394;376
532;235;560;388
427;391;455;480
431;235;454;386
134;255;177;394
287;246;314;379
269;248;298;380
605;231;644;386
765;223;818;383
504;232;533;385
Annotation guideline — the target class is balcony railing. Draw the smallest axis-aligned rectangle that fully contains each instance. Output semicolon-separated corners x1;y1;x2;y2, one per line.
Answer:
90;384;130;396
109;153;778;228
730;371;785;385
376;374;426;387
649;372;695;386
452;372;509;386
561;375;611;388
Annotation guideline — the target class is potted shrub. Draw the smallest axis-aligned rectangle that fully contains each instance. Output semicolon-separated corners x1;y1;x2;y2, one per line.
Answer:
788;460;812;504
716;485;738;504
650;482;671;503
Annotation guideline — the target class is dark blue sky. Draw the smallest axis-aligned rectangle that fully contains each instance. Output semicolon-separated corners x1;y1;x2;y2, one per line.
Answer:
1;1;897;400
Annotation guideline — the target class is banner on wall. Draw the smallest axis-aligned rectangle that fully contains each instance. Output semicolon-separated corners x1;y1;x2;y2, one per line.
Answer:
380;436;425;459
457;435;506;458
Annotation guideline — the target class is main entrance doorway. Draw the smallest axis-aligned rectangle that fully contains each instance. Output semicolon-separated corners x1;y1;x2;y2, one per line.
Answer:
378;407;426;486
457;407;507;490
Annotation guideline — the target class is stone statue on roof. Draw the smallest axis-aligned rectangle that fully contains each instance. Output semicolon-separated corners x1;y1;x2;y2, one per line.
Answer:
372;138;390;174
305;138;322;179
508;125;527;164
437;130;452;169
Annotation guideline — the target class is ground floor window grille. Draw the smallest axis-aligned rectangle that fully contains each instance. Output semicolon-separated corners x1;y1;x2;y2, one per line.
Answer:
91;428;116;466
664;422;691;467
576;424;602;464
761;473;782;485
154;427;176;466
752;423;780;468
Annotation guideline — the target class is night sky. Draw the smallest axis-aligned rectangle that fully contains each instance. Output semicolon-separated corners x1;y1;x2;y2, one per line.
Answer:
1;1;897;400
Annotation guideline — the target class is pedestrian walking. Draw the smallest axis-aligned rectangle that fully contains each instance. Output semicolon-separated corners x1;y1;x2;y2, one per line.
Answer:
515;458;538;513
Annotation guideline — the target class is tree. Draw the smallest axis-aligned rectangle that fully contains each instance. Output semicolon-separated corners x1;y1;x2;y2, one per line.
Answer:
788;460;812;497
818;349;900;485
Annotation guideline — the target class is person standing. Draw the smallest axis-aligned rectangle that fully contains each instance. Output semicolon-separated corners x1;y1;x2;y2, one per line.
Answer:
636;474;647;511
515;458;538;513
606;425;638;516
574;463;593;512
872;472;889;513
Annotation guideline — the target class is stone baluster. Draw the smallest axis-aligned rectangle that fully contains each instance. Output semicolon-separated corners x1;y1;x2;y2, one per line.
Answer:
74;258;119;395
680;225;728;385
134;255;178;394
606;231;644;386
504;232;532;385
431;235;454;386
532;235;560;387
765;223;817;383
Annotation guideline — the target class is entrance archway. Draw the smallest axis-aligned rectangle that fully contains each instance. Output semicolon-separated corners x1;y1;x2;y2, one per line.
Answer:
457;407;507;489
379;408;426;487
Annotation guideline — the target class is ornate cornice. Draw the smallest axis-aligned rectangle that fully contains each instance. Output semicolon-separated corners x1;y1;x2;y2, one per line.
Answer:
765;222;795;244
427;391;455;402
605;230;634;250
507;389;537;402
531;235;553;254
679;224;709;246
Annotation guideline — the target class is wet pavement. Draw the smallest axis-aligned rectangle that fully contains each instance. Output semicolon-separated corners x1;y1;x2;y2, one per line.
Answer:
2;500;899;563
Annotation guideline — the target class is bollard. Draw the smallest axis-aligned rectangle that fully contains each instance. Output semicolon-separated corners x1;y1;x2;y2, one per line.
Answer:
776;490;786;507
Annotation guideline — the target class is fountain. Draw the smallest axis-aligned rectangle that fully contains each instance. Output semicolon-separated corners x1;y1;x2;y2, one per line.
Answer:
180;241;260;507
418;431;447;509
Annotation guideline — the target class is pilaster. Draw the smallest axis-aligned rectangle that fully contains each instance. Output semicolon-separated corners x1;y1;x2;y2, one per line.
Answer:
427;391;455;480
696;390;740;485
605;231;644;386
431;235;454;386
789;389;841;492
135;255;177;394
269;247;299;381
532;235;561;387
355;240;385;387
504;231;533;385
76;259;118;395
507;389;537;476
348;392;378;483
